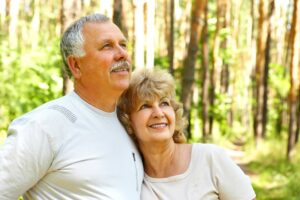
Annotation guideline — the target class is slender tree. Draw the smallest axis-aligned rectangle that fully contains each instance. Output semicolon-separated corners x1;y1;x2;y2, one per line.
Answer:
272;0;289;136
287;0;300;160
133;0;145;68
0;0;6;30
8;0;20;49
31;0;40;49
168;0;175;74
201;2;209;141
181;0;207;116
113;0;128;37
210;0;224;134
219;0;231;94
253;0;269;144
146;0;155;69
261;0;275;138
60;0;82;95
296;92;300;143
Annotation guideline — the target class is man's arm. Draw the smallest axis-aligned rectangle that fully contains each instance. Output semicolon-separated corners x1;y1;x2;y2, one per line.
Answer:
0;120;53;199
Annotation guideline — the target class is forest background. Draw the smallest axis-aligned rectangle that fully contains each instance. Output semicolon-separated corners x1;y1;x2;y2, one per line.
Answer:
0;0;300;199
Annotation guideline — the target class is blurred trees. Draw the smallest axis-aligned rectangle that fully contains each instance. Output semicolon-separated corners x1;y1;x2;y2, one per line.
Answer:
287;0;300;160
181;0;207;139
0;0;299;160
253;0;269;144
60;0;81;94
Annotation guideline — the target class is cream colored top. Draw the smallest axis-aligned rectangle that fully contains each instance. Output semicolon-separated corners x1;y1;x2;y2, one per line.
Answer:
141;144;256;200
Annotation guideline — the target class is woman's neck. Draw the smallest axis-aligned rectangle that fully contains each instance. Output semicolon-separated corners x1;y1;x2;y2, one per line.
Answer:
140;142;192;178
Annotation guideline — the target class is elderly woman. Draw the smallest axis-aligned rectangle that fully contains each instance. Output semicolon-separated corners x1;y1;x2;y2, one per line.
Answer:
118;68;256;200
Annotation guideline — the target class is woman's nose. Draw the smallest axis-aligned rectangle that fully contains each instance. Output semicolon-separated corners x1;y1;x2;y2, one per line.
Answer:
152;106;164;118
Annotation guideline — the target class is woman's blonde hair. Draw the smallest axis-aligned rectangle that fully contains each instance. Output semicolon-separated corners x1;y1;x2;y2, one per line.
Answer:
117;68;187;143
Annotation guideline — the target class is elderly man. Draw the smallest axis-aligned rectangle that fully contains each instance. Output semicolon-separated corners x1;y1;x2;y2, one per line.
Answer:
0;13;143;199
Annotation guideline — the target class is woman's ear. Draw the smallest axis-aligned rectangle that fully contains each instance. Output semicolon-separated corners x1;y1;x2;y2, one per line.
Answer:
67;56;81;78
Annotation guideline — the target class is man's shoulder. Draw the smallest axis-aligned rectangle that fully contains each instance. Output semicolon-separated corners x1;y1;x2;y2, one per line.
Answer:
10;94;75;128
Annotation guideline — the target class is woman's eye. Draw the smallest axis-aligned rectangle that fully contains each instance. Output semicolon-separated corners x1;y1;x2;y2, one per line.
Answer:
139;104;149;110
161;101;170;106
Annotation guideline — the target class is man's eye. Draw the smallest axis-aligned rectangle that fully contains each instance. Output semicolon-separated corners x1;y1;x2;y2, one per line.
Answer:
120;43;127;49
101;44;111;49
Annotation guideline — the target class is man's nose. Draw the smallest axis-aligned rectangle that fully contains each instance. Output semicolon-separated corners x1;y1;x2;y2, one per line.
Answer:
115;45;128;60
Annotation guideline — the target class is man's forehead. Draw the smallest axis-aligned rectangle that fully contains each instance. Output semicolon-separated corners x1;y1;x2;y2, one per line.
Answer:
83;22;126;40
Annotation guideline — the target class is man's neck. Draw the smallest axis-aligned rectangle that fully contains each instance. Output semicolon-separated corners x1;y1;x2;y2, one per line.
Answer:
74;88;120;112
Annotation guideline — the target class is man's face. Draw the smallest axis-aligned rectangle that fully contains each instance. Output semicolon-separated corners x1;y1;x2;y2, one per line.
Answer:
74;22;131;95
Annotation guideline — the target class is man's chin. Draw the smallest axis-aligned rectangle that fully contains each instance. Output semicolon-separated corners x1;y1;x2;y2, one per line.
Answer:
114;82;130;91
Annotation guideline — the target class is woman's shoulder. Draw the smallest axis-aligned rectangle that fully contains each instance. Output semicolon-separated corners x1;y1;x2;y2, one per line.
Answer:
192;143;224;154
191;143;229;164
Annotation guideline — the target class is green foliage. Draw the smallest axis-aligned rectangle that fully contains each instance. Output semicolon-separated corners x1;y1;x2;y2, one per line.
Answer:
267;63;289;137
247;139;300;199
210;92;232;136
154;56;170;70
0;38;62;138
268;63;289;98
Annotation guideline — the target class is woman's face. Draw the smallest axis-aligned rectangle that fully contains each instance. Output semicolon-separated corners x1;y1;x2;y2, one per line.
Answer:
130;97;175;144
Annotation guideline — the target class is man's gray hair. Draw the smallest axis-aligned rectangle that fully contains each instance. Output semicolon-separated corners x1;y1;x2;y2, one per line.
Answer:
60;13;110;77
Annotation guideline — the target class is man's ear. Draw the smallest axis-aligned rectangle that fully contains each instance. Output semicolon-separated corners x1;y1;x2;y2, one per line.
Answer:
67;56;81;78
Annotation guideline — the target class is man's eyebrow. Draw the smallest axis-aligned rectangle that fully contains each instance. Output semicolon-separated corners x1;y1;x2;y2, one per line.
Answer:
120;38;128;43
97;39;111;44
97;38;128;44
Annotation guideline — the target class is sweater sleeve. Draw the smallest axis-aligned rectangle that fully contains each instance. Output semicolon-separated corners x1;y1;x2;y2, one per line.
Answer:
212;146;256;200
0;118;54;200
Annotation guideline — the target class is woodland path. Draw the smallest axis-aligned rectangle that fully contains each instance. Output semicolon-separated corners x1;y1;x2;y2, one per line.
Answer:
225;142;257;178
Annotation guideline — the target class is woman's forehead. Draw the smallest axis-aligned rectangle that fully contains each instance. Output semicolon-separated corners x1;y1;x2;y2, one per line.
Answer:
136;95;170;104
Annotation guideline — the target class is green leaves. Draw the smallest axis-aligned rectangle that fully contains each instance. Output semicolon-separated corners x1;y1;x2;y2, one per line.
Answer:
0;38;62;135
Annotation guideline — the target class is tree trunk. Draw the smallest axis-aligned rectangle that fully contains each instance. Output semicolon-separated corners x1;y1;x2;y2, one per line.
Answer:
146;0;155;69
295;92;300;143
133;0;145;68
210;0;226;134
181;0;207;116
212;0;222;95
31;0;40;49
113;0;128;37
254;0;269;145
0;0;6;29
209;65;215;135
201;2;209;142
60;0;82;95
219;0;231;94
9;0;20;49
262;32;270;138
284;0;294;68
274;0;288;65
168;0;175;75
261;0;275;138
209;65;215;136
272;0;289;138
287;0;300;160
